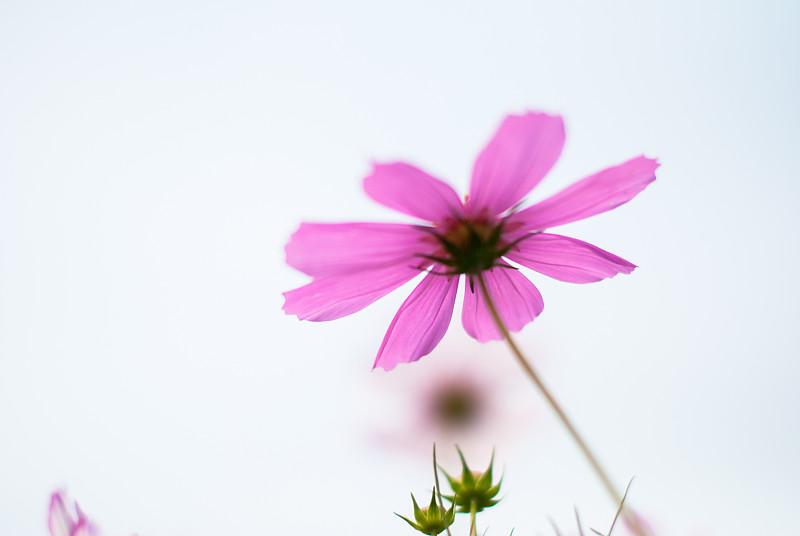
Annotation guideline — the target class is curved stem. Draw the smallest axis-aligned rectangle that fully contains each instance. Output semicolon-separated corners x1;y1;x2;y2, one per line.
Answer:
475;273;651;536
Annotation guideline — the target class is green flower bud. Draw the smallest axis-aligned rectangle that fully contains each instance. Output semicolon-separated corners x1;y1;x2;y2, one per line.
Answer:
395;489;456;535
440;447;502;513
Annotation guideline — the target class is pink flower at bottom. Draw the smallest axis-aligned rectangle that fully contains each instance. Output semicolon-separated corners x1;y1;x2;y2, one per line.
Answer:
49;492;135;536
283;112;658;370
49;492;99;536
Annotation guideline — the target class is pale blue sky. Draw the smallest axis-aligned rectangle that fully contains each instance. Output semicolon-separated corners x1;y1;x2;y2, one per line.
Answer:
1;1;799;535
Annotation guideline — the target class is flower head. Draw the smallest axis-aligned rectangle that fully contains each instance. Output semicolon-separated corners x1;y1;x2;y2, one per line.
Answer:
284;112;658;370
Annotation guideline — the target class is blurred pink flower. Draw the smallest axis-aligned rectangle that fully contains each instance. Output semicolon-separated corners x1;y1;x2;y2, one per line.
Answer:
284;112;658;370
49;492;133;536
49;492;98;536
367;348;536;460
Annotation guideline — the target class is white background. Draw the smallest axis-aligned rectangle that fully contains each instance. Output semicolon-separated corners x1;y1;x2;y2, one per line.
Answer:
1;1;799;535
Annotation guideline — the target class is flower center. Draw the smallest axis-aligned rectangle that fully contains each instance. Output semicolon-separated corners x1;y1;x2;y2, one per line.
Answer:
422;218;512;277
431;383;481;429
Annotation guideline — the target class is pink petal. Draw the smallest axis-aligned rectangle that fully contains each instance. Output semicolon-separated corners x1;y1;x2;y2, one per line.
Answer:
71;519;91;536
285;222;434;277
461;268;544;342
504;233;636;283
363;162;464;222
73;504;101;536
373;269;459;370
49;493;75;536
283;264;424;321
510;156;659;231
468;112;564;217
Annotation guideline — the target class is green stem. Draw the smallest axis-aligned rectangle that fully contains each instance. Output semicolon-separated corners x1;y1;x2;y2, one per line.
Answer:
475;273;651;536
468;501;477;536
432;444;453;536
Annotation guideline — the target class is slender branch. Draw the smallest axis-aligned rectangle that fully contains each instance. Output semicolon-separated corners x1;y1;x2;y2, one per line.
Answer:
475;273;651;536
432;444;453;536
607;479;634;536
575;507;586;536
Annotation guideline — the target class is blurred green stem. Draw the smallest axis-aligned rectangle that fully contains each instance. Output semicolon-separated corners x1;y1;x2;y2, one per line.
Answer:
468;501;477;536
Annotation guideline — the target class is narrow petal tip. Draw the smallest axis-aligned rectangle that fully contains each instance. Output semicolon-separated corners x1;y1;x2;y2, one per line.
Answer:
634;154;660;177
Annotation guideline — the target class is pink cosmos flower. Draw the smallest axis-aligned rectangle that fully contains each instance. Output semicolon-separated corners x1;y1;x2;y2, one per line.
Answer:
48;492;135;536
48;492;99;536
283;112;658;370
